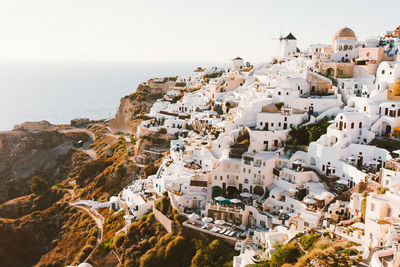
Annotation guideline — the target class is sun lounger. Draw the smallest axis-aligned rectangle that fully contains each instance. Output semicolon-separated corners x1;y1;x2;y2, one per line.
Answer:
224;230;231;235
228;231;235;237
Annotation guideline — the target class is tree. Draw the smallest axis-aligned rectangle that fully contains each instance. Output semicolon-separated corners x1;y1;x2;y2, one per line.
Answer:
30;176;49;195
269;243;301;266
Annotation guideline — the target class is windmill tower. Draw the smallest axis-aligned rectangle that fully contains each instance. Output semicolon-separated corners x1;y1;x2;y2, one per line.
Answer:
272;33;297;58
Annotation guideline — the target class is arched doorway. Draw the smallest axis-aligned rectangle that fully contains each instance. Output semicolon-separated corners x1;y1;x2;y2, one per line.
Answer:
212;186;222;199
226;186;238;199
253;186;264;196
326;68;334;78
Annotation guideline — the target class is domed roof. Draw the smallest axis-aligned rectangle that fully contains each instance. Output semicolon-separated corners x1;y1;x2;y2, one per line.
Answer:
334;27;356;39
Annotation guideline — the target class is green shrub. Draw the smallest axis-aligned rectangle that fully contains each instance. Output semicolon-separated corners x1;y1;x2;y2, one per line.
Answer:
97;238;113;255
300;233;321;250
158;128;167;134
113;232;126;248
30;176;49;195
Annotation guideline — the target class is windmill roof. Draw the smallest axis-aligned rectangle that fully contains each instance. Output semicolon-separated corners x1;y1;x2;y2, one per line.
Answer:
283;33;297;40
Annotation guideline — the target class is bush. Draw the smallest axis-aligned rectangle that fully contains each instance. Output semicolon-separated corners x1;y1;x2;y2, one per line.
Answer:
81;244;94;256
113;232;126;248
158;128;167;134
268;243;301;266
288;117;331;146
30;176;49;195
275;102;284;110
376;186;389;194
97;238;113;255
299;233;321;250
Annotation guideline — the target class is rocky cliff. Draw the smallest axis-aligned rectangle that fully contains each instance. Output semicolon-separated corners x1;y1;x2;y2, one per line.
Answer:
109;83;165;134
0;129;90;204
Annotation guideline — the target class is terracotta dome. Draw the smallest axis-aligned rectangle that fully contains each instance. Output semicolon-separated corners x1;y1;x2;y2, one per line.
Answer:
334;27;356;40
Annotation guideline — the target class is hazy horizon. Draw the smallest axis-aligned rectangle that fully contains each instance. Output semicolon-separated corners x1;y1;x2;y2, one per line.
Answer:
1;0;399;64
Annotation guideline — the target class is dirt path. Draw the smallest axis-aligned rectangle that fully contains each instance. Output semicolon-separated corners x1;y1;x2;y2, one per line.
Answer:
59;128;96;141
70;202;105;263
59;128;98;160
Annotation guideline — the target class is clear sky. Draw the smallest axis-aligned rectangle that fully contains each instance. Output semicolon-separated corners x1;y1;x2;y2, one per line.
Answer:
0;0;399;63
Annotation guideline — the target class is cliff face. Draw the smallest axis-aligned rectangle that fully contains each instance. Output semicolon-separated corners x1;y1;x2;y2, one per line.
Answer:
0;129;90;204
109;84;165;134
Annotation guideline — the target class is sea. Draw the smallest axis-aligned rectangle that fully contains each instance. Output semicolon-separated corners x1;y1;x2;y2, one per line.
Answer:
0;61;216;131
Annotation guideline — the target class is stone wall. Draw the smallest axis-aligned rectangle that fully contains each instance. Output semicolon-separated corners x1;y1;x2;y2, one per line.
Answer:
152;204;173;233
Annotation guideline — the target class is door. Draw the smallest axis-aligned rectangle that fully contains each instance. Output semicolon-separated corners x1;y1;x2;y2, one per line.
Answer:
283;123;287;130
357;157;363;167
339;121;343;130
265;122;269;131
386;125;392;136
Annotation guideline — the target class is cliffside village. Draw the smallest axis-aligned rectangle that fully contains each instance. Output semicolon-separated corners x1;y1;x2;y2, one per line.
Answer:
109;26;400;266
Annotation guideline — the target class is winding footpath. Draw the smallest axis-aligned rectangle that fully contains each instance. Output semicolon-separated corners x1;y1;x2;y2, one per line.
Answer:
67;189;104;264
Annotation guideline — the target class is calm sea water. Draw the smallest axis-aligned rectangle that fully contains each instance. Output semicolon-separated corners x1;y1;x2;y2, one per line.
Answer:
0;61;211;131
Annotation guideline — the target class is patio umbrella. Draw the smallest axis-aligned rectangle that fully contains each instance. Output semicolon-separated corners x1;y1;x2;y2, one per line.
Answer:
214;196;226;201
214;219;225;225
240;192;252;198
202;217;213;223
188;213;200;221
230;198;242;204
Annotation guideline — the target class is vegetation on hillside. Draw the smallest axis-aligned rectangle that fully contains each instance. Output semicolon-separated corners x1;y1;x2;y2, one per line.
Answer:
250;230;359;267
118;211;237;267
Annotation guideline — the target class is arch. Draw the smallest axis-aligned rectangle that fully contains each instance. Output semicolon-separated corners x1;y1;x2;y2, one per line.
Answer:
212;186;222;199
310;157;316;166
226;186;238;199
326;68;335;78
253;186;264;196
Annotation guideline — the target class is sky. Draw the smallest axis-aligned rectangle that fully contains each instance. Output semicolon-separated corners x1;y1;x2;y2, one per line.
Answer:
0;0;399;64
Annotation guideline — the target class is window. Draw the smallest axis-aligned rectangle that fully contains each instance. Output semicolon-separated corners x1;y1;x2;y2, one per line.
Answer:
371;203;375;212
214;176;217;180
364;106;366;112
248;169;251;173
382;70;385;74
351;122;354;129
338;69;343;75
263;162;266;166
244;179;249;184
359;122;362;128
388;207;392;217
243;168;246;172
220;176;223;180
